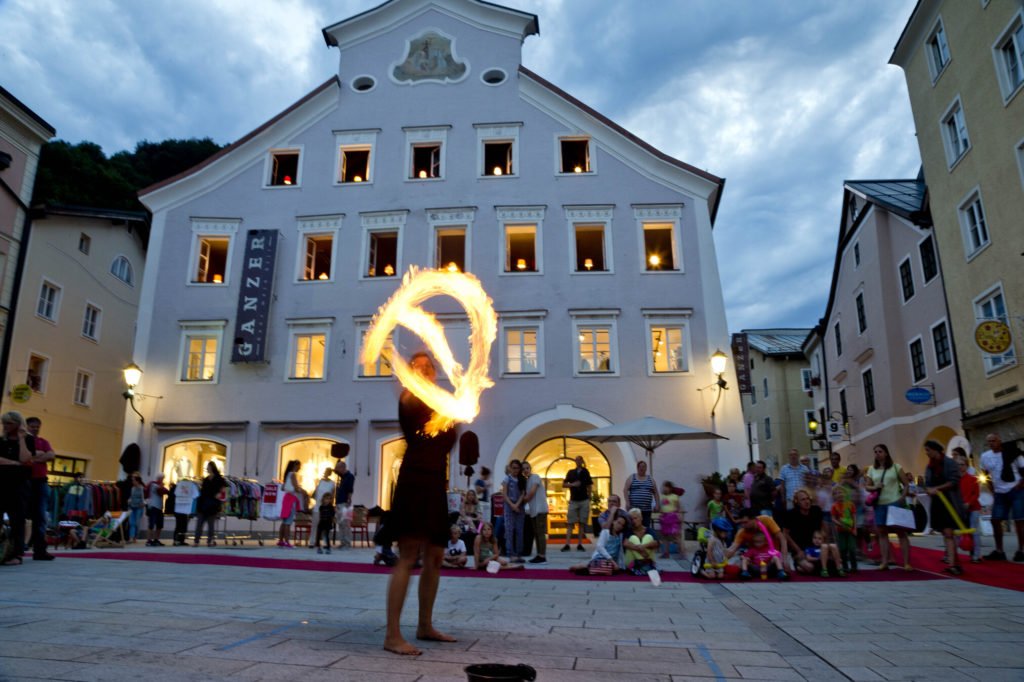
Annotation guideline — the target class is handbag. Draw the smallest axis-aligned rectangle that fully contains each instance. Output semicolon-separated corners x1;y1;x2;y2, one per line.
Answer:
886;504;916;529
865;468;887;507
588;558;615;575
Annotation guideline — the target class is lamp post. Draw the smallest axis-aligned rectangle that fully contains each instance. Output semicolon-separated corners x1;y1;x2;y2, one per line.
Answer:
123;363;145;423
709;349;729;419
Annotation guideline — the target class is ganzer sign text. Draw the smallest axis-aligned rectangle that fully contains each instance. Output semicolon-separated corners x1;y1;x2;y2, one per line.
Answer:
231;229;278;362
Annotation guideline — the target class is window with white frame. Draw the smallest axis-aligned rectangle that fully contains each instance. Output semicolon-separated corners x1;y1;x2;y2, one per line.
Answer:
764;417;772;441
287;319;331;381
267;148;301;187
477;123;520;177
428;208;474;274
37;280;61;321
856;292;867;333
645;312;690;375
361;211;405;279
27;353;48;392
503;325;541;375
862;368;876;414
801;368;813;392
926;19;951;80
179;321;225;383
356;320;394;378
941;98;970;166
567;206;612;273
190;219;238;285
110;255;134;285
899;257;915;302
559;137;592;174
635;205;682;273
572;311;618;376
909;338;927;383
974;285;1017;373
336;129;377;184
498;206;544;274
405;126;448;180
82;303;101;341
73;370;92;406
919;235;939;283
959;191;990;257
932;320;953;370
994;14;1024;100
296;215;340;282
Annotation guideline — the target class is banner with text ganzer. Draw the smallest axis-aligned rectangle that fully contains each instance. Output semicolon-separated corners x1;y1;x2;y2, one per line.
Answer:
231;229;279;363
731;333;752;394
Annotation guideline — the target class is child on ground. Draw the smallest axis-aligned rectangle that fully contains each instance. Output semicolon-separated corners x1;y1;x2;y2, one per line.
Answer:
315;493;335;555
739;530;784;580
443;524;468;568
701;517;732;579
831;486;857;573
659;481;684;559
474;521;509;571
807;529;843;577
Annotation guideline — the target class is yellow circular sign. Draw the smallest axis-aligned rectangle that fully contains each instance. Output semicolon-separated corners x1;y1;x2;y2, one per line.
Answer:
10;384;32;403
975;320;1012;354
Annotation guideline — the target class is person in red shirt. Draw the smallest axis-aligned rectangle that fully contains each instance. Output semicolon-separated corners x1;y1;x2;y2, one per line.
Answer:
953;447;981;563
26;417;55;561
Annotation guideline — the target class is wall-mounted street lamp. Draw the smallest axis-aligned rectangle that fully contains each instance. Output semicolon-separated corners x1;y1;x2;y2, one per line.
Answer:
123;363;145;423
707;349;729;418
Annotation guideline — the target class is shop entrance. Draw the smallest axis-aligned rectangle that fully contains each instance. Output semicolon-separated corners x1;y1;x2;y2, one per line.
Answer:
162;439;227;485
378;437;407;510
279;438;346;495
524;437;610;538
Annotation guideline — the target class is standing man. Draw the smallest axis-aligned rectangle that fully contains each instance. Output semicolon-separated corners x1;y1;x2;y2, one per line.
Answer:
335;461;355;548
748;460;776;517
979;433;1024;562
779;449;811;510
25;417;55;561
309;467;336;548
523;461;547;563
562;456;592;552
144;473;169;546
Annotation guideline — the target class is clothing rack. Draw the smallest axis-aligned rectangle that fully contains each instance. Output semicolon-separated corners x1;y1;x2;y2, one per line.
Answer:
219;476;265;546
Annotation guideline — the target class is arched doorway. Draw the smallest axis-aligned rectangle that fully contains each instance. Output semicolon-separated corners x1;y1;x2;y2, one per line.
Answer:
524;437;610;536
162;439;227;485
279;437;347;494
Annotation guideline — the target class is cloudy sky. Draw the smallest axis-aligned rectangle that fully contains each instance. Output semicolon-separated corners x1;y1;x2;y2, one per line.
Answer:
1;0;921;332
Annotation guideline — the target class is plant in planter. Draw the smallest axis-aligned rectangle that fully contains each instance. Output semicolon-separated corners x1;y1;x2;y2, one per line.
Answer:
700;471;725;499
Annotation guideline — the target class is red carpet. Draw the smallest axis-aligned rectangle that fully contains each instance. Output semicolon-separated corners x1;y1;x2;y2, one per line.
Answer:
902;545;1024;592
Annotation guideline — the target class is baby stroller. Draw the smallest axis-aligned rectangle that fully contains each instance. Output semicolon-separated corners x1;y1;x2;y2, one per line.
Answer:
690;517;733;577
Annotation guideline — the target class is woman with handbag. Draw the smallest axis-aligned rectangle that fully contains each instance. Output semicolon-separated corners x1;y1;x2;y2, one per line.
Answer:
924;441;966;575
277;459;305;548
865;444;912;571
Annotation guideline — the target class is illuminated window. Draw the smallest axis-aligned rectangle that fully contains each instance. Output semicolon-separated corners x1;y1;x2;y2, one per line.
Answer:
302;234;334;281
280;439;349;495
193;237;230;284
477;123;520;178
357;321;394;378
287;320;330;381
643;223;676;271
73;370;93;406
504;327;539;375
435;227;466;272
647;321;688;374
574;224;606;272
572;312;618;376
405;126;448;180
484;141;513;176
162;440;227;486
366;231;398;278
336;130;377;184
268;149;300;186
179;321;224;383
559;138;591;174
341;148;371;183
505;225;536;273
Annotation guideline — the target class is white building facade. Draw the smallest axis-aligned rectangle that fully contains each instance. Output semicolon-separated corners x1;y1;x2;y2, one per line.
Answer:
130;0;745;532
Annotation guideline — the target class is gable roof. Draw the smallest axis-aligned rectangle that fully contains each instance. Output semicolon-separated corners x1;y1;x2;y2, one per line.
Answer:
519;66;726;224
741;329;812;356
0;84;56;138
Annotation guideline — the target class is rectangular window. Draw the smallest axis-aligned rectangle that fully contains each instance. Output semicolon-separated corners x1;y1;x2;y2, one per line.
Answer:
411;143;441;179
483;141;513;176
801;368;813;392
577;326;613;373
268;150;300;186
405;126;448;181
27;354;48;393
856;293;867;333
839;388;849;424
366;231;398;278
932;321;952;370
357;325;394;378
863;369;876;414
78;233;91;254
560;138;591;174
834;322;843;356
504;327;539;375
649;325;687;373
764;417;772;441
995;17;1024;99
340;147;371;183
910;338;927;383
853;242;861;267
183;336;218;382
302;234;334;281
193;236;230;284
762;376;769;398
82;304;101;340
37;281;61;321
926;20;951;79
750;384;757;405
435;227;466;273
504;225;537;273
941;99;970;165
899;258;915;302
960;193;990;256
975;286;1017;373
643;223;676;271
73;370;92;406
574;224;606;272
291;333;326;380
919;236;939;283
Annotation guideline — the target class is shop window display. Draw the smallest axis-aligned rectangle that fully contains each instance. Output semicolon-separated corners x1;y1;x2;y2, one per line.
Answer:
523;437;610;537
279;438;347;493
162;440;227;485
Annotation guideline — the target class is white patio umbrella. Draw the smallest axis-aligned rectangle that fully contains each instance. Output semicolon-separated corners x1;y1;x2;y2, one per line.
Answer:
570;416;726;473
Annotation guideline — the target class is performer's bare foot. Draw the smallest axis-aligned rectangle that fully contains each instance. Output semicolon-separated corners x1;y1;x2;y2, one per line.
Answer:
416;628;457;643
383;638;422;656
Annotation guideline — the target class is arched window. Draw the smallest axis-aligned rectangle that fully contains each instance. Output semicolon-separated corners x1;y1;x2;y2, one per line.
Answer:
162;439;227;485
111;255;134;285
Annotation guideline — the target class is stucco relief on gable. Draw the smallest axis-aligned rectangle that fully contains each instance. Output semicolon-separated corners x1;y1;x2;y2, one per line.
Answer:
391;29;468;84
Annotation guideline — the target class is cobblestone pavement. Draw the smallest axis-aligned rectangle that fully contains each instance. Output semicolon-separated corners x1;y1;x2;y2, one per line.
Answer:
0;544;1022;682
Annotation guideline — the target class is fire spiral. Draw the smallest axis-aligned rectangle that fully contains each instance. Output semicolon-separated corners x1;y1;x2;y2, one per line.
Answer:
361;267;497;434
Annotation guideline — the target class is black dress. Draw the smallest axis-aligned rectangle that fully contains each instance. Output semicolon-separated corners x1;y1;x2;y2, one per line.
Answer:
388;390;457;547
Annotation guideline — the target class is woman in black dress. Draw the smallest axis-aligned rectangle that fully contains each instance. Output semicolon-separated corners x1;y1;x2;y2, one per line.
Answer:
193;461;226;546
384;352;459;656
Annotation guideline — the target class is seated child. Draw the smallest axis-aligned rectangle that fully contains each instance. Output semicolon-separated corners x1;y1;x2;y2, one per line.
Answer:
473;522;509;571
443;524;468;568
806;529;843;577
701;518;732;579
740;530;785;580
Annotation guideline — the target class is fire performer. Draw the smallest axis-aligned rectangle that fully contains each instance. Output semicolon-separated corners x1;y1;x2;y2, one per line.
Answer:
384;351;459;656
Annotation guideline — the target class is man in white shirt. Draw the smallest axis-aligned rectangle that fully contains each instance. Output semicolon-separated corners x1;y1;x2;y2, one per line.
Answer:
779;449;811;510
309;468;336;548
522;462;548;564
979;433;1024;562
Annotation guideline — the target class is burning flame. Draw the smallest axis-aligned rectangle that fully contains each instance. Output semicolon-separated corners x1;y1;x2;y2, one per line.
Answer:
361;267;497;435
